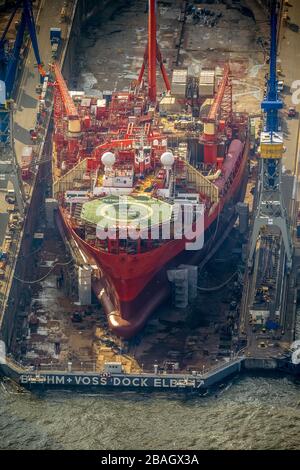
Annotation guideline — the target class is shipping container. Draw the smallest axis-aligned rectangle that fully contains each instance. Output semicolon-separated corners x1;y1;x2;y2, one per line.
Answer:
172;69;188;97
199;70;215;97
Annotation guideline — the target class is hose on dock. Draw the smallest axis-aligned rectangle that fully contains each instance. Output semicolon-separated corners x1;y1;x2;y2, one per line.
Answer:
13;258;73;284
197;271;239;292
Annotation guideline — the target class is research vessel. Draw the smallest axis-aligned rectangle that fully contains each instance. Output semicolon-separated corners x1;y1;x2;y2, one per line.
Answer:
51;0;249;338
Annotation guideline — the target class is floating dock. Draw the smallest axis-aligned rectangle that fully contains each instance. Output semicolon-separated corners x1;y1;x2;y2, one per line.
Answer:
1;353;299;393
1;0;300;393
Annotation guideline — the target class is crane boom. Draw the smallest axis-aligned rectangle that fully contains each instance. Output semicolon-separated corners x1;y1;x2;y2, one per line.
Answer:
207;64;230;122
53;62;79;119
261;0;282;132
201;64;232;164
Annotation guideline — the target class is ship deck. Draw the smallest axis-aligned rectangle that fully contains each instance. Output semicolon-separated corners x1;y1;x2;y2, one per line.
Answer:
80;195;173;229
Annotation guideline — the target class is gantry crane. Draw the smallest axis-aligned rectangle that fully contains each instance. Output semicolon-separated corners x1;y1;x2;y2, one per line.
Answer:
248;0;292;271
0;0;45;216
0;0;46;143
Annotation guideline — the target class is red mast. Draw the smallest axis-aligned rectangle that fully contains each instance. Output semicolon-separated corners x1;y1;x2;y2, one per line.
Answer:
148;0;157;102
138;0;171;102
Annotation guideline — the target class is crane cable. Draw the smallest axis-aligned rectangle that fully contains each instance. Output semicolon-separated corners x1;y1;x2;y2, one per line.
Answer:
13;259;73;284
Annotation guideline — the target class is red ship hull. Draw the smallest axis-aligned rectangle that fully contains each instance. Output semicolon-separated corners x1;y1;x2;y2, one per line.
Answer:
59;140;249;338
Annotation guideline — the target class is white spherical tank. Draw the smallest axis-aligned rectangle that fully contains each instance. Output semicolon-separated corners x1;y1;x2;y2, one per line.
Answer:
101;152;116;168
161;151;175;168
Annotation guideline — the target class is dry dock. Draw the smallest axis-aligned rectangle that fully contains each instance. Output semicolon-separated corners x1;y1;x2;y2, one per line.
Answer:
1;0;300;392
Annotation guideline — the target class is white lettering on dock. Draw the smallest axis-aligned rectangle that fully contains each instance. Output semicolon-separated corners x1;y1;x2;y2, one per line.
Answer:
154;378;161;387
18;373;206;390
55;376;65;385
20;375;28;384
170;379;178;388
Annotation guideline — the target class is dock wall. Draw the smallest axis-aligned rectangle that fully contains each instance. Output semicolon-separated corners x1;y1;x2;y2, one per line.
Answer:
0;0;120;349
203;359;243;387
1;356;298;393
62;0;129;80
0;159;48;349
243;358;279;370
0;357;245;392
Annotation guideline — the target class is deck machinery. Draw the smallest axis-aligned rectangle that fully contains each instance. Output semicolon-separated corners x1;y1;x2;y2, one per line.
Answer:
51;0;234;174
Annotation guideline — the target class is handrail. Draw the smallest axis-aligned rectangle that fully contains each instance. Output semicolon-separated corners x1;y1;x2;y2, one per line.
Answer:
2;355;244;378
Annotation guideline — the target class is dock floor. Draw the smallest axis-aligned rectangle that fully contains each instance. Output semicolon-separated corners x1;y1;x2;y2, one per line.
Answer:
11;214;246;374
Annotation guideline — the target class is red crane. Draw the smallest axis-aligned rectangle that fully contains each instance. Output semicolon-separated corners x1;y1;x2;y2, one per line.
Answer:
137;0;171;102
201;64;232;164
53;62;79;120
207;64;230;122
52;62;81;158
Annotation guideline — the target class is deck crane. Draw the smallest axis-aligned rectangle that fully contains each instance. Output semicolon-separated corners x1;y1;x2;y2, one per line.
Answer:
201;64;232;164
52;63;78;121
248;0;292;271
0;0;45;216
52;62;81;158
137;0;171;103
0;0;46;143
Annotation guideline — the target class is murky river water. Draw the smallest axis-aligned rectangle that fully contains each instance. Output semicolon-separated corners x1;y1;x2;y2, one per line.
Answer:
1;375;300;450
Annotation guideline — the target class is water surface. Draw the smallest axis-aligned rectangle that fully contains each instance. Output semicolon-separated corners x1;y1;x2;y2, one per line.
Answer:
1;375;300;450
